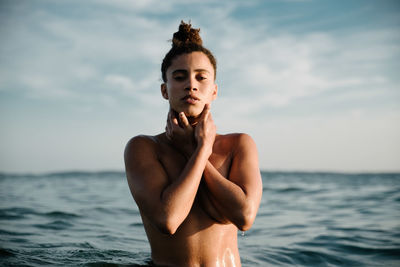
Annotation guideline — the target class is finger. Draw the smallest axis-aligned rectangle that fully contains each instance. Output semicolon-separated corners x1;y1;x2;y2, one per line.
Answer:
203;103;210;112
179;112;191;130
201;104;211;122
172;117;183;134
172;116;179;126
168;111;181;129
171;115;185;135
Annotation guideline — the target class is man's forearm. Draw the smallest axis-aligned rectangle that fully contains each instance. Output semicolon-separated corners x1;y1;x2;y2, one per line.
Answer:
159;145;211;234
203;161;256;231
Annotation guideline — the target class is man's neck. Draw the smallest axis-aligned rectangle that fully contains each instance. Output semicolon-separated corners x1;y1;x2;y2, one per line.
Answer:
171;110;200;128
187;115;200;127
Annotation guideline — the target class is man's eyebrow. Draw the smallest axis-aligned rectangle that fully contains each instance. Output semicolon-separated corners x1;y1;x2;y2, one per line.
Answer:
172;69;187;75
194;69;210;74
171;69;210;74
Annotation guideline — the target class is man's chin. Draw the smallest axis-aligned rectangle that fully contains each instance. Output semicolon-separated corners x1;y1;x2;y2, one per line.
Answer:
185;111;200;118
172;108;202;118
185;111;203;119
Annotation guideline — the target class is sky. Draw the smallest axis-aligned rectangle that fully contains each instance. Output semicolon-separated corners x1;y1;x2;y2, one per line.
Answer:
0;0;399;174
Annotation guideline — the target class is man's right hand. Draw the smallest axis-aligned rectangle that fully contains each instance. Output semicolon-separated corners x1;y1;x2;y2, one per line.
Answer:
166;104;216;159
194;104;216;156
166;109;196;158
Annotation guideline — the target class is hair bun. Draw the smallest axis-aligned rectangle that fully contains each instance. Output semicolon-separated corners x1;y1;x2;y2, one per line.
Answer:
172;21;203;47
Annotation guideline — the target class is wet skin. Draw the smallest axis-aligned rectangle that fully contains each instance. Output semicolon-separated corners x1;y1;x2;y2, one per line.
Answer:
124;52;262;266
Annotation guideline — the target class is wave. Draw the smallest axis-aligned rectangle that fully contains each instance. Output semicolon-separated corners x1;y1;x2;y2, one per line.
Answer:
0;207;81;220
0;171;126;179
33;220;74;230
1;170;399;266
43;211;81;219
1;170;399;179
0;248;16;257
251;247;361;266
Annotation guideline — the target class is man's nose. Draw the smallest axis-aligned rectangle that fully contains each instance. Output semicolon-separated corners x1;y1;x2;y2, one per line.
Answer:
185;77;198;91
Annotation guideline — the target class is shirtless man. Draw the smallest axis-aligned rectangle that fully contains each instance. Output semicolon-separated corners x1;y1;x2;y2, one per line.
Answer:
124;21;262;267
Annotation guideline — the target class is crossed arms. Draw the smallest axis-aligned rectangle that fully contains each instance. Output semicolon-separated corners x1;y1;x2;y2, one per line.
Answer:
124;105;262;235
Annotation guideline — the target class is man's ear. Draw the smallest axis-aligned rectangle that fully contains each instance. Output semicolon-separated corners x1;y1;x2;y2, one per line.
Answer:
161;83;169;100
212;83;218;100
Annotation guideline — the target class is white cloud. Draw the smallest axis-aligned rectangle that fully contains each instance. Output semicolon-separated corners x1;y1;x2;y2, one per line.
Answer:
1;0;399;173
105;74;136;95
20;74;77;100
207;22;399;116
0;2;171;107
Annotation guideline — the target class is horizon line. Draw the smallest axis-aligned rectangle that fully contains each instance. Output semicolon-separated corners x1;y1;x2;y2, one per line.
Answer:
1;169;400;177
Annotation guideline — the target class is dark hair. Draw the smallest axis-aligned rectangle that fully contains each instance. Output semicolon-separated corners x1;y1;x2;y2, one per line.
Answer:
161;21;217;82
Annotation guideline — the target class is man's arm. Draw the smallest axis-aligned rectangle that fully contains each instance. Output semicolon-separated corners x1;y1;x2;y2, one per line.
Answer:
197;182;230;224
125;105;216;235
124;135;212;235
203;133;262;231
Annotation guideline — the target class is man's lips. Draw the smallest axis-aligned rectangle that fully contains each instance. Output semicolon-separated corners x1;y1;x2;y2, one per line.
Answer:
182;95;200;104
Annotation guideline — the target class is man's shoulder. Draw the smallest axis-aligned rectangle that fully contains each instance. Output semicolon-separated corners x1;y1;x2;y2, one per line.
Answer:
125;134;163;157
216;133;254;145
215;133;256;154
127;134;156;145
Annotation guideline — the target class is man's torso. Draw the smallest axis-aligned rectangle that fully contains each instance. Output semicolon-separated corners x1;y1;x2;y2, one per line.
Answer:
140;133;242;267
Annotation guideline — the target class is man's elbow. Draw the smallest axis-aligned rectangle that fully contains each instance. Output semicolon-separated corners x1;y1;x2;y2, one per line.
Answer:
236;218;254;232
155;216;180;235
236;206;257;231
159;224;179;236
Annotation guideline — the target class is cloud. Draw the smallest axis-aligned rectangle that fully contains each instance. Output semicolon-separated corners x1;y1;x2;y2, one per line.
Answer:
209;25;399;116
105;74;136;95
20;74;78;99
1;0;398;113
0;2;169;105
1;0;399;172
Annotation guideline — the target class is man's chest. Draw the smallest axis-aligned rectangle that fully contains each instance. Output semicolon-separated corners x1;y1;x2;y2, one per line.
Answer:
157;143;233;182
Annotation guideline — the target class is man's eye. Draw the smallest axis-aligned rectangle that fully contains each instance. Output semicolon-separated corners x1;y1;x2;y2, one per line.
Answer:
174;76;185;81
197;76;207;81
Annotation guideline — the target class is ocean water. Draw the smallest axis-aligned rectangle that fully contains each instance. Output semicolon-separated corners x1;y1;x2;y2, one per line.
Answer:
0;171;399;266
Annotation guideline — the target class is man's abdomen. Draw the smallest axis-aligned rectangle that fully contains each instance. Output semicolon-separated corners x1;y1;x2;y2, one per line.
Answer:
143;204;240;266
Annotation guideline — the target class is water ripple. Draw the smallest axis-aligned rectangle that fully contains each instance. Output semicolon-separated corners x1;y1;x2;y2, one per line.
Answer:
1;171;399;266
33;220;74;230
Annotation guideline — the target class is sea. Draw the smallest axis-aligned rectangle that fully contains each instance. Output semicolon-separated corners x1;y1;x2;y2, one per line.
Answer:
0;171;399;266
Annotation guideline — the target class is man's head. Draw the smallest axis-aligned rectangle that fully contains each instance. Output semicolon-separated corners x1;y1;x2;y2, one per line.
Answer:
161;21;218;118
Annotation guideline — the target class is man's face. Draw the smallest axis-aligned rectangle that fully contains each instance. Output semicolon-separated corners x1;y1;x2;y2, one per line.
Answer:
161;52;217;118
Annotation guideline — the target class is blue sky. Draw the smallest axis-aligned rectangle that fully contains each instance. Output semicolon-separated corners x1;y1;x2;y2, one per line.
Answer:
1;0;399;173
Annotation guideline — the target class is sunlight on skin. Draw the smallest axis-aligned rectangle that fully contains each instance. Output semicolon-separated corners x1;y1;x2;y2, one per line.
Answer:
222;248;236;267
